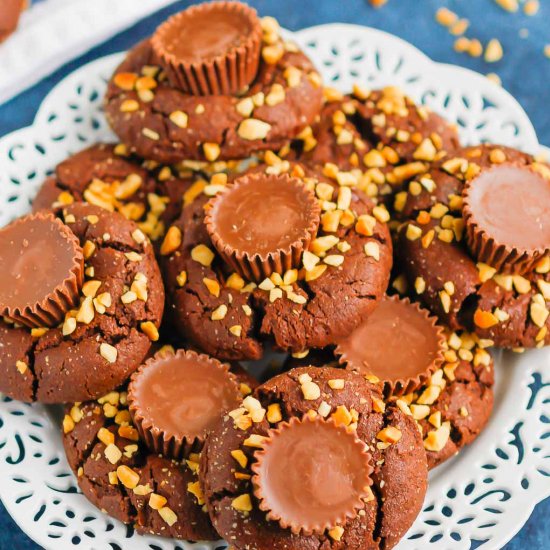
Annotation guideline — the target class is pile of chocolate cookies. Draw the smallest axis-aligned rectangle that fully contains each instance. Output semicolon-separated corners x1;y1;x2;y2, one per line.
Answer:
1;2;548;549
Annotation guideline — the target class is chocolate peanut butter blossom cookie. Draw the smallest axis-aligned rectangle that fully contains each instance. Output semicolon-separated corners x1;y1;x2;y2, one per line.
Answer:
161;160;392;361
0;203;164;403
396;144;550;348
283;86;460;206
105;2;323;164
200;367;428;550
33;143;194;244
335;295;494;469
62;346;256;540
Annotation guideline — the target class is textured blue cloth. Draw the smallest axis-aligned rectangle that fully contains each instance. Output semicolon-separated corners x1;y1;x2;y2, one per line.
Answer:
0;1;548;549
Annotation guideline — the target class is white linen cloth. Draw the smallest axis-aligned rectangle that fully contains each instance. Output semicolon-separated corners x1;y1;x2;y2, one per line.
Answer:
0;0;175;105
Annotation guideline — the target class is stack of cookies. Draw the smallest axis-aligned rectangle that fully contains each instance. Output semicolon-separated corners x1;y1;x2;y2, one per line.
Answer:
0;2;548;548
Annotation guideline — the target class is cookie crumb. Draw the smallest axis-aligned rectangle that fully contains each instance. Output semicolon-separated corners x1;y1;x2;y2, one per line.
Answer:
369;0;388;7
328;526;345;541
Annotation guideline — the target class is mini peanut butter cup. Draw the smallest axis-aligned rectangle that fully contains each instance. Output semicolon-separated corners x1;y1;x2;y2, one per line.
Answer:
251;415;373;535
462;164;550;274
335;296;446;396
151;1;262;95
128;348;241;460
0;212;84;328
205;172;321;281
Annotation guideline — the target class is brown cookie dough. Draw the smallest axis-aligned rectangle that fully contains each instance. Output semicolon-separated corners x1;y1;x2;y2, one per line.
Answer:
0;204;164;403
283;87;460;206
33;143;193;245
200;366;428;550
105;16;323;164
62;348;256;541
161;162;392;361
396;145;550;348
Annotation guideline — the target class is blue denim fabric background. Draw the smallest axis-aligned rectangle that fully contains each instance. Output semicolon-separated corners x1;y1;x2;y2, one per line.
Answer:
0;1;548;548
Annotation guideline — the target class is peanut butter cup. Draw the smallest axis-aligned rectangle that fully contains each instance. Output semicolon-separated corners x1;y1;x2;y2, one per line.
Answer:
336;296;446;396
151;1;262;95
205;172;321;280
0;212;83;327
128;348;241;459
251;414;373;536
463;164;550;274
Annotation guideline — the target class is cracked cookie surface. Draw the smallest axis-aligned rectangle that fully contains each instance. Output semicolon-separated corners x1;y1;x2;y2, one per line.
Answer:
62;358;256;540
284;327;494;469
200;366;428;550
0;203;164;403
396;145;550;348
284;88;460;207
62;385;215;540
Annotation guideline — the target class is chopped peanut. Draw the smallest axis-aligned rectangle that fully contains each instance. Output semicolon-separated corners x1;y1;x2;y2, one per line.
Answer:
160;226;182;255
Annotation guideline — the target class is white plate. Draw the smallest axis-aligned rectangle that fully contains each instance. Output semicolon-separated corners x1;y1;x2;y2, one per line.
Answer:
0;23;549;550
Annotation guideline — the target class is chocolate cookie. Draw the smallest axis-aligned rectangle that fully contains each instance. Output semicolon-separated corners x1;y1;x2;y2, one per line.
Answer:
105;8;323;163
33;143;193;245
352;87;460;163
396;144;550;348
335;296;494;468
200;366;428;550
284;87;460;206
0;204;164;403
287;350;494;469
161;161;392;361
62;346;256;541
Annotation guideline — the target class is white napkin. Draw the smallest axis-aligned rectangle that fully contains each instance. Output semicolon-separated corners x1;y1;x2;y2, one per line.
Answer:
0;0;176;105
